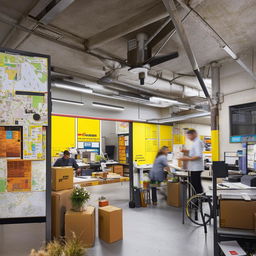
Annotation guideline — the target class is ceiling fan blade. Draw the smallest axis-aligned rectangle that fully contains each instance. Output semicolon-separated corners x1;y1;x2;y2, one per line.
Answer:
145;52;179;67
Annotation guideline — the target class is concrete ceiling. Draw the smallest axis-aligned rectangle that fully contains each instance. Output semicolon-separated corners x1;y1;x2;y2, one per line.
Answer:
0;0;256;123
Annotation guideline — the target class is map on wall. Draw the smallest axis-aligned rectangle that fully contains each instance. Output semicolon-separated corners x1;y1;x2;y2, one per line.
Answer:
0;191;46;218
23;126;44;160
0;53;48;126
0;50;48;220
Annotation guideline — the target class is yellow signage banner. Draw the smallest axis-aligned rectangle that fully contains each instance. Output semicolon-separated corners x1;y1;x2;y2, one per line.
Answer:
77;118;100;142
51;115;76;156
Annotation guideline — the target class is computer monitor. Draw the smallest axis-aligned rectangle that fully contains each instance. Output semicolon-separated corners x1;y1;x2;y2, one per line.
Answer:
106;145;115;160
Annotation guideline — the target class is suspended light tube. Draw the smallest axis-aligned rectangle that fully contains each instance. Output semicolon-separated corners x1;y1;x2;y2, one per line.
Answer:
52;98;84;106
92;102;124;111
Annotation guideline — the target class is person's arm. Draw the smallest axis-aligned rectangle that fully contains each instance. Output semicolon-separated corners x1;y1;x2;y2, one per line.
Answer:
72;159;79;170
162;156;171;172
178;156;201;161
179;141;203;161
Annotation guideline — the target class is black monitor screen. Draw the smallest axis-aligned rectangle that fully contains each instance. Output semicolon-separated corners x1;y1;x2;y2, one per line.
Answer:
105;145;115;159
230;102;256;136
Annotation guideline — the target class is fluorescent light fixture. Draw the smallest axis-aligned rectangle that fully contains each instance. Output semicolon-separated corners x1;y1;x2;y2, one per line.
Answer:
223;45;237;60
92;102;124;111
52;98;84;106
53;82;93;94
149;96;183;105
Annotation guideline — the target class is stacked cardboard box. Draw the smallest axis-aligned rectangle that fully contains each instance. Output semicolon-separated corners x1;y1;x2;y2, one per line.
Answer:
113;165;124;176
51;167;74;239
51;189;73;238
65;206;96;248
52;167;73;191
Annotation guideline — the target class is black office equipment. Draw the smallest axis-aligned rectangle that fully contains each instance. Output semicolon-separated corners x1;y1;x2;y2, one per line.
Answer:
241;175;256;187
133;187;141;208
228;175;242;182
105;145;115;159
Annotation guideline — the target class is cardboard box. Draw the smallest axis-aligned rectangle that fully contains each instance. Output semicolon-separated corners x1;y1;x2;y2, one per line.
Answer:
167;182;181;208
92;172;108;179
51;189;73;239
52;167;73;191
99;205;123;243
65;206;95;248
254;213;256;232
220;200;256;230
113;165;123;176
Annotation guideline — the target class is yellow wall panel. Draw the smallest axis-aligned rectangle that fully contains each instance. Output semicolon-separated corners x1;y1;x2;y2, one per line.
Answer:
133;123;173;165
77;118;100;142
159;125;172;140
51;115;76;156
133;122;146;165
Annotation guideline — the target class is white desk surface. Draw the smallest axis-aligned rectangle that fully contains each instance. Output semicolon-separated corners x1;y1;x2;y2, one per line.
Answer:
74;177;98;184
77;162;90;167
105;161;119;165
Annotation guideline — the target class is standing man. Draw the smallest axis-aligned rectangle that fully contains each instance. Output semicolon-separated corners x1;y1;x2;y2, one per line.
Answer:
178;129;204;194
54;150;81;175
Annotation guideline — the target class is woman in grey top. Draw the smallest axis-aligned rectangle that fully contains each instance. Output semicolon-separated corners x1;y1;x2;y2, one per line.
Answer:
149;146;171;205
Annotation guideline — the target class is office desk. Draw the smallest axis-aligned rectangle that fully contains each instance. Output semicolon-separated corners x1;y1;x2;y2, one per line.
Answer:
74;176;129;187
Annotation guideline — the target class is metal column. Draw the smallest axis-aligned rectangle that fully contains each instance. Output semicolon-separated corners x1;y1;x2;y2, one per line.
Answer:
211;63;221;161
128;122;135;207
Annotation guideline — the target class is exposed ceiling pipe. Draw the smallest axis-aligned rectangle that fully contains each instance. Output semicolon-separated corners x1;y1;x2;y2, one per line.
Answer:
176;0;256;82
148;111;210;123
51;80;172;108
162;0;213;107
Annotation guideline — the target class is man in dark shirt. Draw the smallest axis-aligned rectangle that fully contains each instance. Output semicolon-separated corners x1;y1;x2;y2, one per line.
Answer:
54;150;81;175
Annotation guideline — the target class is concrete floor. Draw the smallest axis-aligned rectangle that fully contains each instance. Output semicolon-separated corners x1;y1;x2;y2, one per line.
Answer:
0;182;213;256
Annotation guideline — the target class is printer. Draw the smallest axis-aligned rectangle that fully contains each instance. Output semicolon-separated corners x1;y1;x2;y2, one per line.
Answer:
241;175;256;187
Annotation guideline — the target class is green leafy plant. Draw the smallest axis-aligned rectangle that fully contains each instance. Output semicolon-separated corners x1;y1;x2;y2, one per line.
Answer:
71;185;90;211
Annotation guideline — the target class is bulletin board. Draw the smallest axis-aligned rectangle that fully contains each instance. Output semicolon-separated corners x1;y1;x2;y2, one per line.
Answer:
77;118;100;142
51;115;76;156
133;123;172;165
0;48;51;230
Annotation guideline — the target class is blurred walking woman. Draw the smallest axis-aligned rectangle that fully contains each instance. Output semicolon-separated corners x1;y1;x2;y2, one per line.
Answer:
149;146;171;205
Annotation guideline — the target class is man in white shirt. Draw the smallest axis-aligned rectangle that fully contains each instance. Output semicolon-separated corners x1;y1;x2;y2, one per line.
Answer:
178;129;204;194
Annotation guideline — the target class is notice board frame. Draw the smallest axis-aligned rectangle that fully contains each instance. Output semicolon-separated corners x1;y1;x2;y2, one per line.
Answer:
0;47;52;241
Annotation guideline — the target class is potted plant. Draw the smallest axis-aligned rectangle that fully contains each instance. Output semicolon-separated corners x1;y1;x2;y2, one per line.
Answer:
71;185;90;212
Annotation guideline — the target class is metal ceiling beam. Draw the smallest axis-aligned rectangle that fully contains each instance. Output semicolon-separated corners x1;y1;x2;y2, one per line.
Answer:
162;0;213;106
176;0;256;82
86;2;169;50
145;17;172;46
1;0;76;48
35;0;75;24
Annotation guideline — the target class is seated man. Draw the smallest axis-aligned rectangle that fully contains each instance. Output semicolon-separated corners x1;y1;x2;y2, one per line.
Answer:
54;150;81;175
